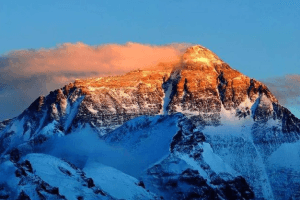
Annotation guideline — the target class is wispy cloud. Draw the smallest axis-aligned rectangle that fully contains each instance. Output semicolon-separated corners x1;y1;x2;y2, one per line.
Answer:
263;74;300;106
0;42;190;120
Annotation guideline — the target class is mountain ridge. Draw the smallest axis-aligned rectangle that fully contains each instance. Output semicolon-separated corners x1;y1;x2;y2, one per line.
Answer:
0;45;300;199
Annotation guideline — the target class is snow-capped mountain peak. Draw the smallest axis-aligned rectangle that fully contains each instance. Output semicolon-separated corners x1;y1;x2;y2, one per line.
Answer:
182;45;223;65
0;44;300;199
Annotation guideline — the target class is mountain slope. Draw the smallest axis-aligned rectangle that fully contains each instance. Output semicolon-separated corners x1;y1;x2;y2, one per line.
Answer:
0;45;300;199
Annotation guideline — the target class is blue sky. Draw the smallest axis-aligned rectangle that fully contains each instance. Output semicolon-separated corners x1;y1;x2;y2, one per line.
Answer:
1;0;299;78
0;0;299;119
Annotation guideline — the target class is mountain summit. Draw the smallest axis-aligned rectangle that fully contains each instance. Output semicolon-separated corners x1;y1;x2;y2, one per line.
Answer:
0;45;300;199
182;45;223;64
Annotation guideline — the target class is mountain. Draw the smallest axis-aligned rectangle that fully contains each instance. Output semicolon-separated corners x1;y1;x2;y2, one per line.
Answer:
0;45;300;199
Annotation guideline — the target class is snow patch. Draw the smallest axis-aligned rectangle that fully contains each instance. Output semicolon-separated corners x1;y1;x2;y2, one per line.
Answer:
177;153;208;179
87;105;98;114
187;57;210;64
64;96;85;130
38;121;63;137
60;98;68;113
202;142;237;175
22;153;102;200
84;162;156;200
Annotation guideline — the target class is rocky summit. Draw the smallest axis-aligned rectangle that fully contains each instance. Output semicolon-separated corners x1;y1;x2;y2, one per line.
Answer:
0;45;300;199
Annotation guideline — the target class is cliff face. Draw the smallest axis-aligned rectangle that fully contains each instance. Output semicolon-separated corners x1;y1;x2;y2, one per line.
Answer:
1;45;300;199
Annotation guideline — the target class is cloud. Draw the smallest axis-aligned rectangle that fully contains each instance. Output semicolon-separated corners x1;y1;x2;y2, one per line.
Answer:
0;42;190;121
3;42;189;78
262;74;300;106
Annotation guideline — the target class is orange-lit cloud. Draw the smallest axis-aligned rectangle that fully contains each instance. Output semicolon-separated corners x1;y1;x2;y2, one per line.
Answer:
0;42;190;120
2;42;189;81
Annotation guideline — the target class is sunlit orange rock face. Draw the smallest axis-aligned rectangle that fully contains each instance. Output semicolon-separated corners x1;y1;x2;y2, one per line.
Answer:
29;45;278;134
167;46;277;123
